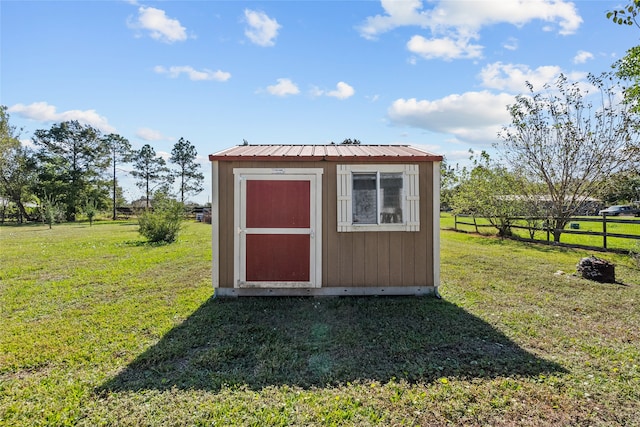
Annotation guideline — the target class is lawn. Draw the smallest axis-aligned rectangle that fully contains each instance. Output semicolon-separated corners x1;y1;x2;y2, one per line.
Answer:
1;219;639;426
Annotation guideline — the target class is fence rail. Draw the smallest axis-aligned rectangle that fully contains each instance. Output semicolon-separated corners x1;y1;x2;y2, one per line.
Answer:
453;214;640;252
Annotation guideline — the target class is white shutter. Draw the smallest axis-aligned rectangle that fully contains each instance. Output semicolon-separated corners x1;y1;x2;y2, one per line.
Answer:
405;164;420;231
336;165;351;232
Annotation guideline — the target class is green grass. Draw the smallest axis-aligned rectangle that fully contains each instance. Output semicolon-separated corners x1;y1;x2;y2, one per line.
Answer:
1;219;640;426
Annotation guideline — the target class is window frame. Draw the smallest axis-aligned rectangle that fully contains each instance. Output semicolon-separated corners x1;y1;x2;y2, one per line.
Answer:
337;164;420;232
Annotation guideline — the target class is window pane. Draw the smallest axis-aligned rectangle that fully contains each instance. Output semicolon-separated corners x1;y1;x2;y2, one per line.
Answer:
352;173;377;224
380;173;402;223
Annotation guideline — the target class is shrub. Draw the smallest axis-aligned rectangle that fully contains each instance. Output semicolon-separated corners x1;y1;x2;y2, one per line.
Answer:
138;198;184;243
84;199;98;226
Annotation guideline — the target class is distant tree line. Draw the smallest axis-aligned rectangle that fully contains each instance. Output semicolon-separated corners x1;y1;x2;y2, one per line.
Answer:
0;108;204;224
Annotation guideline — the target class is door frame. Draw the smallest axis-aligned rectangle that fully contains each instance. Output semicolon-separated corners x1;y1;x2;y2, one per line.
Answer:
233;168;323;288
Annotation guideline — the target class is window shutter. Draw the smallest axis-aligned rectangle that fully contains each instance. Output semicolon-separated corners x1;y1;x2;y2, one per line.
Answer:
336;165;351;232
405;164;420;231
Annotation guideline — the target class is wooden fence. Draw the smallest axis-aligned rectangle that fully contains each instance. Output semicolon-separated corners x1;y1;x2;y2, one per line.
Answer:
453;214;640;252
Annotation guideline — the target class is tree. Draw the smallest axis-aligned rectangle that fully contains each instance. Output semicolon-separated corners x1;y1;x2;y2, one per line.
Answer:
32;121;110;221
131;144;172;208
439;156;458;211
0;106;37;222
499;73;640;242
606;1;640;27
103;133;132;220
84;199;98;226
41;192;63;229
450;151;525;237
169;137;204;203
598;170;640;205
606;2;640;113
615;46;640;114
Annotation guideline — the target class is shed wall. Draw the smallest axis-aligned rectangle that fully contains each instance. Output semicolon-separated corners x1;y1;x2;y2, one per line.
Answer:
215;160;435;289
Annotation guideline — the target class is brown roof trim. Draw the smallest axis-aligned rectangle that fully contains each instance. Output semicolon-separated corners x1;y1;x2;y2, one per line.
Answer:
209;144;443;162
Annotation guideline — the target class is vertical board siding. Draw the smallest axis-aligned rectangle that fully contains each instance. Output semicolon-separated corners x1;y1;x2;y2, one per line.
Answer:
352;233;366;286
402;232;416;286
389;232;404;286
377;232;391;285
363;232;378;286
218;162;233;287
216;159;436;288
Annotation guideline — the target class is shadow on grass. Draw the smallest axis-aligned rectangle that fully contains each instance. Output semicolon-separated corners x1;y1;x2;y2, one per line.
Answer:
99;296;565;392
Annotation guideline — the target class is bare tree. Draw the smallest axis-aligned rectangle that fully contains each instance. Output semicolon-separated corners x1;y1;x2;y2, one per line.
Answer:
498;73;640;242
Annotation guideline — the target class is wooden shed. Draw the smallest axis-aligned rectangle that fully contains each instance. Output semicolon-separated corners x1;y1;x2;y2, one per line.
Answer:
208;144;443;297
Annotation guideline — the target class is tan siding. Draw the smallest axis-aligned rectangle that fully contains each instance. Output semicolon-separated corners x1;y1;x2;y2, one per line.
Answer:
218;162;233;288
363;232;378;286
352;233;366;286
377;232;390;285
389;232;403;286
402;232;416;286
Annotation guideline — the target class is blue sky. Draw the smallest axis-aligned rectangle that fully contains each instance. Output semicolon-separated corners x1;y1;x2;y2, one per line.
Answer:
1;0;638;204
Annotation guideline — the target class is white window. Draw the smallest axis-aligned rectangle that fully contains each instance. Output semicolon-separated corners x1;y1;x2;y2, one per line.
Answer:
337;164;420;232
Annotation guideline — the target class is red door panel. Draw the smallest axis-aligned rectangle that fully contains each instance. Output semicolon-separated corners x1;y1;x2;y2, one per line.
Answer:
246;180;310;228
246;234;310;281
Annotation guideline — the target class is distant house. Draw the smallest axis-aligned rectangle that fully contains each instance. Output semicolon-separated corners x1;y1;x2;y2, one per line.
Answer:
208;144;443;297
131;198;151;210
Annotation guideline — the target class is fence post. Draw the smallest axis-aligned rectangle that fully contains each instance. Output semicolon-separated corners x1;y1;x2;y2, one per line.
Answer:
602;214;607;249
546;218;550;243
454;215;457;231
473;216;478;233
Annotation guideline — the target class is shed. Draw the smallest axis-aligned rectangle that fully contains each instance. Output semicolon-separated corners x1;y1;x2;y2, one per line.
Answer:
208;144;443;297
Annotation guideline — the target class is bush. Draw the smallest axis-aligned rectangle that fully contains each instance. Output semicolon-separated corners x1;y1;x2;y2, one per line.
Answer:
138;198;184;243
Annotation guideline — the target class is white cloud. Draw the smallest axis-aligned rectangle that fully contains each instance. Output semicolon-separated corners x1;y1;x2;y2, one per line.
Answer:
573;50;594;64
478;62;587;93
479;62;562;92
502;37;518;51
312;82;355;99
387;91;515;143
8;102;115;133
357;0;429;40
136;128;166;141
266;78;299;97
429;0;581;35
156;150;171;161
244;9;280;47
359;0;582;61
154;65;231;82
20;138;36;149
361;0;582;37
407;35;483;60
328;82;355;99
129;6;187;43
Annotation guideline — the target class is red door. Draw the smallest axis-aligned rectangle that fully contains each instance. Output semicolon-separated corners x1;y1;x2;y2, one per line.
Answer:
236;170;322;288
245;180;310;282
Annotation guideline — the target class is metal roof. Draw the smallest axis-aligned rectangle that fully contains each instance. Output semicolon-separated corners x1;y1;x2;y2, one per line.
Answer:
209;144;443;162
